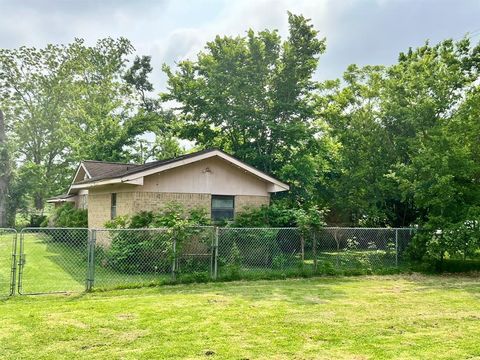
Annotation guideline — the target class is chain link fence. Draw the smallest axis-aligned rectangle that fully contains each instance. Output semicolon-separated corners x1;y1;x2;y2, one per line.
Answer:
18;228;89;294
217;228;303;278
91;227;215;289
314;228;415;273
0;228;17;297
2;226;416;294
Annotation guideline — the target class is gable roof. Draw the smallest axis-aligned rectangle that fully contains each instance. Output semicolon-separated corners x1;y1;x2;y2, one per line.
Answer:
69;149;289;193
81;160;140;180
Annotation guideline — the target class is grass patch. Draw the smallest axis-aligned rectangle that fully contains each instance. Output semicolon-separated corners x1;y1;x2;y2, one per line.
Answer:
0;274;479;359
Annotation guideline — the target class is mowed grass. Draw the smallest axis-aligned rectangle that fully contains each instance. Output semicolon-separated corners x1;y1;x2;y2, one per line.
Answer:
0;274;479;359
0;233;15;296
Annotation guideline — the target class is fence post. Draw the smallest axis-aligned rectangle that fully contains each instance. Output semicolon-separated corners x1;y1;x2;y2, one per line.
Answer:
17;230;25;295
312;231;317;272
395;229;399;267
86;229;96;291
213;227;219;280
172;237;177;281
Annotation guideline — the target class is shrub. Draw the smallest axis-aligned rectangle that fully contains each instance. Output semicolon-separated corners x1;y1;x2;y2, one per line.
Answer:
103;202;211;273
39;203;88;246
106;229;171;273
231;203;298;228
31;214;47;227
407;216;480;270
44;203;88;228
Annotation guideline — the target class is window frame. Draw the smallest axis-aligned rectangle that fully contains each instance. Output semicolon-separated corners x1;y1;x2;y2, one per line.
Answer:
211;195;235;222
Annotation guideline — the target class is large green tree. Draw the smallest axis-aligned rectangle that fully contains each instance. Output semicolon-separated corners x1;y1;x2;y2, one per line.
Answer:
0;39;172;213
162;13;328;204
319;38;480;226
0;109;9;226
0;42;79;209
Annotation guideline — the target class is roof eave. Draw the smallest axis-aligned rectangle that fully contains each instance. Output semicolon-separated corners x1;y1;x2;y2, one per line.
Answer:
68;149;289;193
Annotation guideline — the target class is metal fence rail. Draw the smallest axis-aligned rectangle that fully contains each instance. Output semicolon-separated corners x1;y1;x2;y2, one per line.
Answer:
1;226;416;294
217;228;303;277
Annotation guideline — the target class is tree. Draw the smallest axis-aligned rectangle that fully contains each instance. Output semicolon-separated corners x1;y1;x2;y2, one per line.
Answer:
0;43;77;210
318;65;400;225
318;38;480;227
0;109;9;226
162;13;328;204
0;38;167;212
386;39;480;226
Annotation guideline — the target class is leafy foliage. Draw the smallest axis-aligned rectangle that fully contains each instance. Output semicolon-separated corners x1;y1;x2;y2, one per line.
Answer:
162;13;329;205
43;203;88;228
103;202;210;273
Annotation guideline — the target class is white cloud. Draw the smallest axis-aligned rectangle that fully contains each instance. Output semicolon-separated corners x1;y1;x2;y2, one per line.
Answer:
1;0;479;91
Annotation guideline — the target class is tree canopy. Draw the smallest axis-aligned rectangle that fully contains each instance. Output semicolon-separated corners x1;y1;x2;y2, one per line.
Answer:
0;12;479;235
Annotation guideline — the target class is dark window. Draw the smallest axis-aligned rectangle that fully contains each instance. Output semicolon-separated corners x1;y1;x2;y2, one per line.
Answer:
111;193;117;219
211;195;234;221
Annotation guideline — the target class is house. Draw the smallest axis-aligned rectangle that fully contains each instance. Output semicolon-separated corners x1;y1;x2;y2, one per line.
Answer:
47;149;289;228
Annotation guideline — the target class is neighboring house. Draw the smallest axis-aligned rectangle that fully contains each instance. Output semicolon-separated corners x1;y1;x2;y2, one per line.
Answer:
47;149;289;228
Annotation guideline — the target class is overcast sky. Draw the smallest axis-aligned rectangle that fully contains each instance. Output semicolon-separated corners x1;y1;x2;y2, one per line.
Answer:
1;0;479;92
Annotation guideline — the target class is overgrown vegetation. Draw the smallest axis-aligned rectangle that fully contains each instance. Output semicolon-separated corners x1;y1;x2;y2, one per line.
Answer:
103;202;211;274
0;13;479;269
42;203;88;228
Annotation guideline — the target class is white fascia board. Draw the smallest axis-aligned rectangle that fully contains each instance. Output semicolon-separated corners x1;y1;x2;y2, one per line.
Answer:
80;162;92;178
124;177;143;185
47;197;76;203
70;176;144;190
67;162;92;195
121;150;290;192
70;178;122;189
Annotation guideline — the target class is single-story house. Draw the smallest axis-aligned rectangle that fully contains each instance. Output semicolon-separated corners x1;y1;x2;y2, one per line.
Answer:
48;149;289;228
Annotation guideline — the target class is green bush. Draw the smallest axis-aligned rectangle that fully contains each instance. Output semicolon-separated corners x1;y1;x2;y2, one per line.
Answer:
219;228;282;269
39;203;88;246
107;230;171;273
231;203;297;227
30;214;47;227
407;217;480;272
104;202;211;274
44;203;88;228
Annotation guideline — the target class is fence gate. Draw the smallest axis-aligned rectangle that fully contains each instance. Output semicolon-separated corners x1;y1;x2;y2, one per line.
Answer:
0;228;17;297
17;228;90;294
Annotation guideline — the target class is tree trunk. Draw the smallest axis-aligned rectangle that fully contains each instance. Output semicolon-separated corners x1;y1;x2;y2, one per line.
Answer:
0;110;9;227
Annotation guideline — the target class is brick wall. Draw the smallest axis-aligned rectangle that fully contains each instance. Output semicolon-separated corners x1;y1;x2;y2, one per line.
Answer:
132;192;211;214
87;193;111;229
88;191;270;228
235;195;270;214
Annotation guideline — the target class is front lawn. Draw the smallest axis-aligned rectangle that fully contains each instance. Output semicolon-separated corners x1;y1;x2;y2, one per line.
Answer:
0;274;479;359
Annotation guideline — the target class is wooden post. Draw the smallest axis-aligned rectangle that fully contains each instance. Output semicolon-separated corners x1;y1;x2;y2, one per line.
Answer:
313;231;317;272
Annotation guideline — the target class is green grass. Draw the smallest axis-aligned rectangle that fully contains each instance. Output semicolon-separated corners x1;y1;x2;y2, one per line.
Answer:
0;274;479;359
0;233;16;296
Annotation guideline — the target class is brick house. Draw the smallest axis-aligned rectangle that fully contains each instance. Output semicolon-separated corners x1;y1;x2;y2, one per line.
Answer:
48;149;289;228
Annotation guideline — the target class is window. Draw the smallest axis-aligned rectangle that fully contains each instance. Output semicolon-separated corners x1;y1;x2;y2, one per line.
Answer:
211;195;234;221
111;193;117;219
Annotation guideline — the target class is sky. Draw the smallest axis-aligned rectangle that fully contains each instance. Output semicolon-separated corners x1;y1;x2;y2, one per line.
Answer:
1;0;479;92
